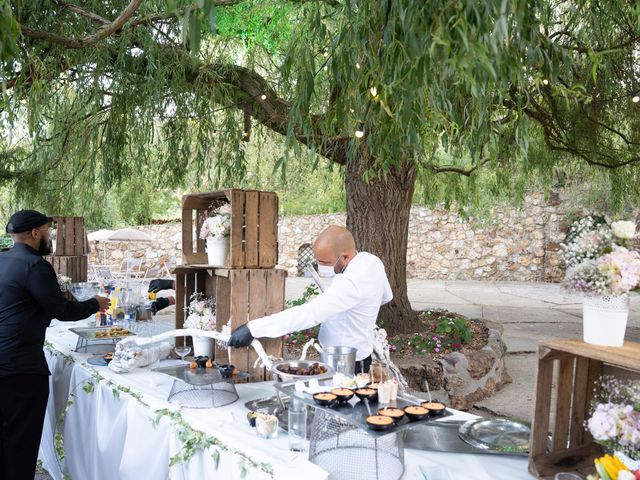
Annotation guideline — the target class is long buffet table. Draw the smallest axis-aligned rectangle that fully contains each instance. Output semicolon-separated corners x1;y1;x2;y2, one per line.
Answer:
39;319;533;480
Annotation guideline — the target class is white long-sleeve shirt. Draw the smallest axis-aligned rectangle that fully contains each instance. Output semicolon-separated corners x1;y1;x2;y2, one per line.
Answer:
247;252;393;360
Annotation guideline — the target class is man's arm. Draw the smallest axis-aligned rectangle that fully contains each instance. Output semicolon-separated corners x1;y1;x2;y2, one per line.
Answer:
247;276;361;338
26;261;100;321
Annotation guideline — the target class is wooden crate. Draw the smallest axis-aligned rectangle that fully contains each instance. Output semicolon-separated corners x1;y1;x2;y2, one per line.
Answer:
181;189;278;269
529;339;640;479
52;216;87;256
173;265;287;382
44;255;88;283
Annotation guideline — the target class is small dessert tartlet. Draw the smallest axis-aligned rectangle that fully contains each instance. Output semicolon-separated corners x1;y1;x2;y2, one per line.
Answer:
404;405;430;421
421;401;446;416
366;415;394;431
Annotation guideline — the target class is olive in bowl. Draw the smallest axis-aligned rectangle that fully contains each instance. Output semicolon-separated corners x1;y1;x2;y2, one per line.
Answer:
103;352;114;364
218;364;236;379
366;415;394;431
313;392;338;407
331;387;355;403
404;405;430;422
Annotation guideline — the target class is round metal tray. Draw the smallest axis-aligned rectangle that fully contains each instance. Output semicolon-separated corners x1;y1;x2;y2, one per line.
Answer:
458;418;531;454
270;360;333;382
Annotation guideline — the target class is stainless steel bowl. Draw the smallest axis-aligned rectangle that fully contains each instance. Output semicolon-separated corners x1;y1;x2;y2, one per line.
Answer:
270;360;333;382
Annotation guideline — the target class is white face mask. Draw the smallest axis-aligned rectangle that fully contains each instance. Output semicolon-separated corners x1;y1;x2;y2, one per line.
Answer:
317;264;336;277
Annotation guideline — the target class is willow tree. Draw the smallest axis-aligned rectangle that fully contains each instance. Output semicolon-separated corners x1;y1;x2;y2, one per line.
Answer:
1;0;639;335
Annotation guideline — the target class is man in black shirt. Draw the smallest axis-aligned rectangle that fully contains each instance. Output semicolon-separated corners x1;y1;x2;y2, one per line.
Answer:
0;210;110;480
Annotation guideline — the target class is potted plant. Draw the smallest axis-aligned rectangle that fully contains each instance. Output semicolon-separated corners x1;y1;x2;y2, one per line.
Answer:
562;217;640;346
184;293;217;357
200;203;232;266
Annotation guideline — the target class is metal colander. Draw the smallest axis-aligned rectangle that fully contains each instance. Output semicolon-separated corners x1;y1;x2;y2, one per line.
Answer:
308;410;404;480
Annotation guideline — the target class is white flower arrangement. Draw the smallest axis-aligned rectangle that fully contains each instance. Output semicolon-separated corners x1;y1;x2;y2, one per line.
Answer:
199;204;232;240
57;274;72;287
184;293;216;331
562;216;640;296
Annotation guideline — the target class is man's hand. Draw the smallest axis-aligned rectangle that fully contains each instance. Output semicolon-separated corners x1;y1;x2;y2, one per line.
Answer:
228;324;254;348
94;295;111;312
148;279;174;293
151;297;171;314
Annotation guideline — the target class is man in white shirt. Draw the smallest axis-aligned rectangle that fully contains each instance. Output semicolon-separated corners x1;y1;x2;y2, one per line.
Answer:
228;226;393;373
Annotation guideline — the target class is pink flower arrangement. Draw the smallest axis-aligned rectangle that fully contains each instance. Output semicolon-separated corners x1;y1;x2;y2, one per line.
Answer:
597;247;640;296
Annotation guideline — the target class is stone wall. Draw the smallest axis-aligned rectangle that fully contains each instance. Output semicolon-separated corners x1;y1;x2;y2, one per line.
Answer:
88;192;567;282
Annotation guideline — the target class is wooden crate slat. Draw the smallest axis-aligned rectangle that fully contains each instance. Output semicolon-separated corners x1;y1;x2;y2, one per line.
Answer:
247;270;268;381
73;217;84;256
214;275;231;364
174;270;186;347
244;191;260;268
64;218;75;256
263;269;286;380
552;357;575;451
583;359;603;446
229;270;250;373
569;357;590;446
230;190;245;268
258;192;277;268
540;339;640;369
531;351;555;459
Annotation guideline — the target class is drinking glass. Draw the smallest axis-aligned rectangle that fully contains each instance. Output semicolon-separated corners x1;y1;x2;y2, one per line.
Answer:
554;474;584;480
174;342;192;362
288;407;308;452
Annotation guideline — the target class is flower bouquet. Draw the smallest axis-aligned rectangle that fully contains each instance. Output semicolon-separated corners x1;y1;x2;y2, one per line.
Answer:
586;454;640;480
586;375;640;475
185;293;216;356
200;203;231;265
561;217;640;345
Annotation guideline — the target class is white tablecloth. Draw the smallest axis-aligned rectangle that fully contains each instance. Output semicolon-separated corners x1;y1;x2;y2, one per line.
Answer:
39;319;533;480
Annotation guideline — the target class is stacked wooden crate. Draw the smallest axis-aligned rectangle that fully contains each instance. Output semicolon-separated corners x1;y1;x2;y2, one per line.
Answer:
44;216;88;282
175;189;286;382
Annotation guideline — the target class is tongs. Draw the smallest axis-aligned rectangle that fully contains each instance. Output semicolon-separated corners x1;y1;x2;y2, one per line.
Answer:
119;328;275;369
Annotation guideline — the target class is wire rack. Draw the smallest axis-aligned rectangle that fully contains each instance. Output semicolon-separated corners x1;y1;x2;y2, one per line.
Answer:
167;376;239;408
308;410;404;480
156;364;247;408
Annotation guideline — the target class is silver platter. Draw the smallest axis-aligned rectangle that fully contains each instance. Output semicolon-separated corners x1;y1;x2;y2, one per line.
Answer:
270;360;333;382
458;418;531;454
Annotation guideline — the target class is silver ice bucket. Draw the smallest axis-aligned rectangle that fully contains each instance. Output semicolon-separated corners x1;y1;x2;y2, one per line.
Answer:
320;346;357;376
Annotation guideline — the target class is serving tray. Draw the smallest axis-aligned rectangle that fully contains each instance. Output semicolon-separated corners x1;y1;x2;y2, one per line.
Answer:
272;382;451;438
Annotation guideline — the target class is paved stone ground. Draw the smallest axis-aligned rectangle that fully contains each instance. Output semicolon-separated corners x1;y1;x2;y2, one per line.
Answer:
37;278;639;478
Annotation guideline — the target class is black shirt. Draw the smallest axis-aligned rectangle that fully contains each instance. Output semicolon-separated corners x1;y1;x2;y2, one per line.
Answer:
0;243;99;376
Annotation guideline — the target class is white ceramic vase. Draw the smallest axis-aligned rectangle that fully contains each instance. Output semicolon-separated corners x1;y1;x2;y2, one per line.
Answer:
192;336;214;358
582;294;629;347
206;236;229;266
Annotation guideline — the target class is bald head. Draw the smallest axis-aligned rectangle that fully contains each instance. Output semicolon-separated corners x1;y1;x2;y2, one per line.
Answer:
313;226;357;274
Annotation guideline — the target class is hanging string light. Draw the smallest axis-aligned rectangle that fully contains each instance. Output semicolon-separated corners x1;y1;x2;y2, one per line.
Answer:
260;94;267;101
542;79;549;85
355;123;365;138
370;86;378;97
632;95;640;103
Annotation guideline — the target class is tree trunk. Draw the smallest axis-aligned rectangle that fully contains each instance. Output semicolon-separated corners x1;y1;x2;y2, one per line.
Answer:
345;149;418;336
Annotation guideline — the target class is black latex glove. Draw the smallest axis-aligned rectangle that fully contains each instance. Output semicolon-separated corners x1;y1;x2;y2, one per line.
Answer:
228;324;254;348
148;278;174;293
151;297;170;314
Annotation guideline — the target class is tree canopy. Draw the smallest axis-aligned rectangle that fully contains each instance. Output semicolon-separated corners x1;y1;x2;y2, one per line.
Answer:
1;0;639;333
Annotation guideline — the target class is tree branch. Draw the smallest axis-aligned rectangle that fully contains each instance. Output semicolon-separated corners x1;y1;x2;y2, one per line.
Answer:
21;0;143;49
54;1;109;25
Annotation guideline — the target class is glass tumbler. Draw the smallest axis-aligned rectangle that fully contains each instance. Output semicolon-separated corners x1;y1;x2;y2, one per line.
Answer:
288;407;308;452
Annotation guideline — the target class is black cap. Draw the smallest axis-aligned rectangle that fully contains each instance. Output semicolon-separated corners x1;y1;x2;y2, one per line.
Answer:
5;210;53;234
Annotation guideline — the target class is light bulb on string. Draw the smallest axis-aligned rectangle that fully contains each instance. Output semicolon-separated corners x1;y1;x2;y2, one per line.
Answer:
260;94;267;101
323;50;329;58
356;63;361;69
542;79;549;85
632;95;640;103
355;124;365;138
370;86;377;97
